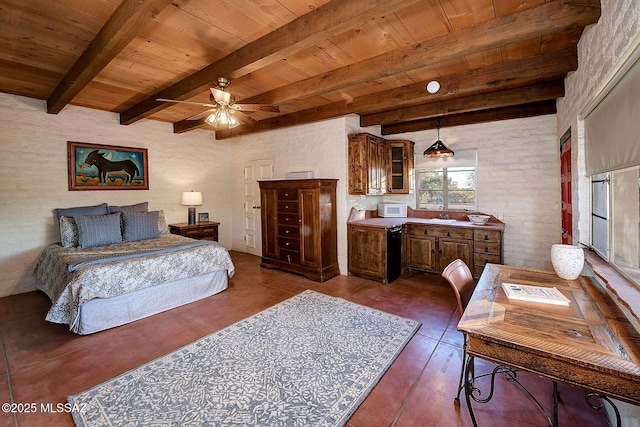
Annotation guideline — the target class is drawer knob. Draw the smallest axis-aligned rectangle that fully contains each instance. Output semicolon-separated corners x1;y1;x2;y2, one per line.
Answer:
285;205;289;209
484;235;489;240
484;247;489;252
285;230;289;234
447;231;451;237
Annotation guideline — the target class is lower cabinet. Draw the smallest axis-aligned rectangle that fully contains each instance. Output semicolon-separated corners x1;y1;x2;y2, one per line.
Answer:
347;224;387;283
404;224;486;277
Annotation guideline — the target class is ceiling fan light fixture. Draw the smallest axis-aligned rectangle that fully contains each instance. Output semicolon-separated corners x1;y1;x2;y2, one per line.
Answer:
423;117;454;158
205;107;239;129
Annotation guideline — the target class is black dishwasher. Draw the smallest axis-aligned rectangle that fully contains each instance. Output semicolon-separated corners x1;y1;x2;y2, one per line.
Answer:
387;226;403;283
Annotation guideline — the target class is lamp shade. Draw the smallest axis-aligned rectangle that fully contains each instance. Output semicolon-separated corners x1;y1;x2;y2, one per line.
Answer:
181;191;202;206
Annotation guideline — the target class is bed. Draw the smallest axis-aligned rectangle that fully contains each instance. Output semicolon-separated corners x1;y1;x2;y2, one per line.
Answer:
33;202;235;335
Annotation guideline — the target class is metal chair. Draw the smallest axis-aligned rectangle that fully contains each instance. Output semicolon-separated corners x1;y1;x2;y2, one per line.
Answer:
441;258;476;405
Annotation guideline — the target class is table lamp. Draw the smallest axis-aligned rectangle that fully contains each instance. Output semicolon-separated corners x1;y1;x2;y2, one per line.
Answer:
182;191;202;225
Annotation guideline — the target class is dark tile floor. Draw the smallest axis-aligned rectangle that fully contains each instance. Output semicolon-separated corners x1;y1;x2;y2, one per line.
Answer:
0;252;608;426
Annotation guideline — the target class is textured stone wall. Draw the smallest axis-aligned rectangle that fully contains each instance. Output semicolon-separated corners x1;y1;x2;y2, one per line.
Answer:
0;93;233;296
376;115;560;271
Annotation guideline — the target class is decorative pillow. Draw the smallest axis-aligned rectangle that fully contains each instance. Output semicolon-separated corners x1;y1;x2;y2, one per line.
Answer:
122;211;160;242
75;213;123;249
55;203;108;221
157;210;170;235
59;216;79;248
108;202;149;214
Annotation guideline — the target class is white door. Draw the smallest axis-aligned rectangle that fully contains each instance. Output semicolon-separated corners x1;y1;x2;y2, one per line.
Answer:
243;159;274;256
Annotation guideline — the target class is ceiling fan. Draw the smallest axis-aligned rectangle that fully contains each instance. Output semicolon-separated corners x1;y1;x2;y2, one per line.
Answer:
157;77;280;129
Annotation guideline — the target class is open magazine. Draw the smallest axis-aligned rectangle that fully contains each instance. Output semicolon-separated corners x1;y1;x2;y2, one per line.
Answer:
501;282;570;306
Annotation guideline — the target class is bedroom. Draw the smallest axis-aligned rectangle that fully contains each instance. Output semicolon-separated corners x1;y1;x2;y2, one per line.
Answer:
0;0;639;425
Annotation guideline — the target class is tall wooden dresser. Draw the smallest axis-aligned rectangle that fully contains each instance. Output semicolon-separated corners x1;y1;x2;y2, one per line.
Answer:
259;179;339;282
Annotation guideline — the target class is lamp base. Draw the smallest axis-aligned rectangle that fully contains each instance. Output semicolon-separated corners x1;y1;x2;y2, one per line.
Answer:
188;207;196;225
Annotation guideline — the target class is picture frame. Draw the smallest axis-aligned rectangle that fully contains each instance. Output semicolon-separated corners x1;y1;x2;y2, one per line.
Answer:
68;141;149;191
198;212;209;222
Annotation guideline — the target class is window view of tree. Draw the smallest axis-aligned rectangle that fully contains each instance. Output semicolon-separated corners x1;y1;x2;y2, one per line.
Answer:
417;166;476;210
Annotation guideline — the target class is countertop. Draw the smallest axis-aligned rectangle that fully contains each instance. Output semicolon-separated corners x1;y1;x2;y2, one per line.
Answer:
348;217;505;230
346;208;505;230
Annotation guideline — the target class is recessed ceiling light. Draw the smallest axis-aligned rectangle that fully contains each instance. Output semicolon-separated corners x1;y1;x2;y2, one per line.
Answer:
426;80;440;94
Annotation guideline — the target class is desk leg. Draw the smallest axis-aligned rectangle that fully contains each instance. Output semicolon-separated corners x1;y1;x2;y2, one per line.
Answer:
464;355;479;427
586;393;621;427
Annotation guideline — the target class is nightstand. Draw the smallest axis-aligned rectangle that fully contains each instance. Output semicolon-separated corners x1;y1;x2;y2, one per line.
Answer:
169;221;219;241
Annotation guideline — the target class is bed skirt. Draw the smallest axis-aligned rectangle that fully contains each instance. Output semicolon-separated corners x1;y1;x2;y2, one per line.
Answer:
70;270;228;335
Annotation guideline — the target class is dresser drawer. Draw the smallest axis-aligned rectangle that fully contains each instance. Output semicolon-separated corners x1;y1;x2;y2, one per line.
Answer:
278;225;300;239
279;249;301;264
278;200;299;213
278;213;299;226
474;229;501;242
474;241;501;255
279;236;300;251
278;189;298;201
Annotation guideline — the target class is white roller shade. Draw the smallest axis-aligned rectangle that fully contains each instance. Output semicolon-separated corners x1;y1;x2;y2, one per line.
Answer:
583;40;640;176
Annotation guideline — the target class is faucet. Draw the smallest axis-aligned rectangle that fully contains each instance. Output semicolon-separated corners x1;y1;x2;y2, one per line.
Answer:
438;205;449;220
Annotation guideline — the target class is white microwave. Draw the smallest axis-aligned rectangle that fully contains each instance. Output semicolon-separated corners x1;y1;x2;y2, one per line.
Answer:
378;203;407;218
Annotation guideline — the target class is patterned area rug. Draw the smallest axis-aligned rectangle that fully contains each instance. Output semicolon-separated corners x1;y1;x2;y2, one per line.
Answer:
69;290;421;427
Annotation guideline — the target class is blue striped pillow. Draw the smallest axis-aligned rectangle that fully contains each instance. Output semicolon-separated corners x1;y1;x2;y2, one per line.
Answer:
122;211;160;242
75;213;123;248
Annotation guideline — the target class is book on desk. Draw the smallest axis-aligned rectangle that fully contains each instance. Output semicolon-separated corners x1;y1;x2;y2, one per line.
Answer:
501;282;571;306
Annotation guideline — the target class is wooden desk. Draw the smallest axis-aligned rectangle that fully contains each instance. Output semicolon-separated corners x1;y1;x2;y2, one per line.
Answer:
457;264;640;425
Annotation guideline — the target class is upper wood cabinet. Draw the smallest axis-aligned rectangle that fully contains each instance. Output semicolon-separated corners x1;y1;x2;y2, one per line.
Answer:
348;133;414;195
387;140;414;194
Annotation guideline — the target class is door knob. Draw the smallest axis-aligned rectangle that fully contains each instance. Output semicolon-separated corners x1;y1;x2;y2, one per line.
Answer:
253;205;261;209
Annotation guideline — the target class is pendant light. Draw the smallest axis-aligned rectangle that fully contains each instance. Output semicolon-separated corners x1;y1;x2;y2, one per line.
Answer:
423;117;454;158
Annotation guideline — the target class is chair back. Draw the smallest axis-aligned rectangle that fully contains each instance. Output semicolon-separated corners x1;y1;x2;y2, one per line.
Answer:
441;259;475;314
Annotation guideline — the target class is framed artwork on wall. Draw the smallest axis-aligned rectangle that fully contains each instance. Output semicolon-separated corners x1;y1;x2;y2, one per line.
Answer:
68;141;149;191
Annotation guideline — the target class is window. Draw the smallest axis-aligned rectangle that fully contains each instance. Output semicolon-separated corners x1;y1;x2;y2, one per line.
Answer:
416;166;476;210
591;166;640;286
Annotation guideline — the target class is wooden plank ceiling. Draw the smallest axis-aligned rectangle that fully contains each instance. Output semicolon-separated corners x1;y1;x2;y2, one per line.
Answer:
0;0;600;139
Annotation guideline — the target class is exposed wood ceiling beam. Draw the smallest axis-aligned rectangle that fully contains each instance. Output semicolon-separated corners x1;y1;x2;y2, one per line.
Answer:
119;0;425;125
46;0;173;114
238;0;599;107
360;80;566;126
381;101;557;135
174;48;576;136
350;47;577;115
212;81;564;140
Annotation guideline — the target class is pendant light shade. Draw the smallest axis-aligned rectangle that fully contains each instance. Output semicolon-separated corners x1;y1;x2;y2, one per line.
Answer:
423;118;454;158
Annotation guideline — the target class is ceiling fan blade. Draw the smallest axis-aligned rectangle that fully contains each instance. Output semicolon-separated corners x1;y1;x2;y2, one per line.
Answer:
234;111;257;124
231;103;280;113
210;88;231;104
157;98;216;108
186;109;215;121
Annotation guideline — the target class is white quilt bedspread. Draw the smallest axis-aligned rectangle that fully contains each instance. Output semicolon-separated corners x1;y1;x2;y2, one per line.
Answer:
33;234;235;330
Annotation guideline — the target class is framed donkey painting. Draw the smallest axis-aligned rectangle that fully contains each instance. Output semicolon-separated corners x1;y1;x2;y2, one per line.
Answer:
68;142;149;191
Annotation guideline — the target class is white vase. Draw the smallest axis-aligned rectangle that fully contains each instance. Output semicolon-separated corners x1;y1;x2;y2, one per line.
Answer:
550;244;585;280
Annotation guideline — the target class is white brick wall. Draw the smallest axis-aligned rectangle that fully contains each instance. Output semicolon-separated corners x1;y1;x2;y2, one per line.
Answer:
0;93;233;296
374;115;561;271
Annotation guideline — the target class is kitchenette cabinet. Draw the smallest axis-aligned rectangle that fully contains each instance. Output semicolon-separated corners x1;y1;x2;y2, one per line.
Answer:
347;208;503;282
259;179;339;282
348;133;414;195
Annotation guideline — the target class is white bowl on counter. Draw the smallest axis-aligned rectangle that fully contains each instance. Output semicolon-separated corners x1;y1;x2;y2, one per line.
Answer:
468;214;490;224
